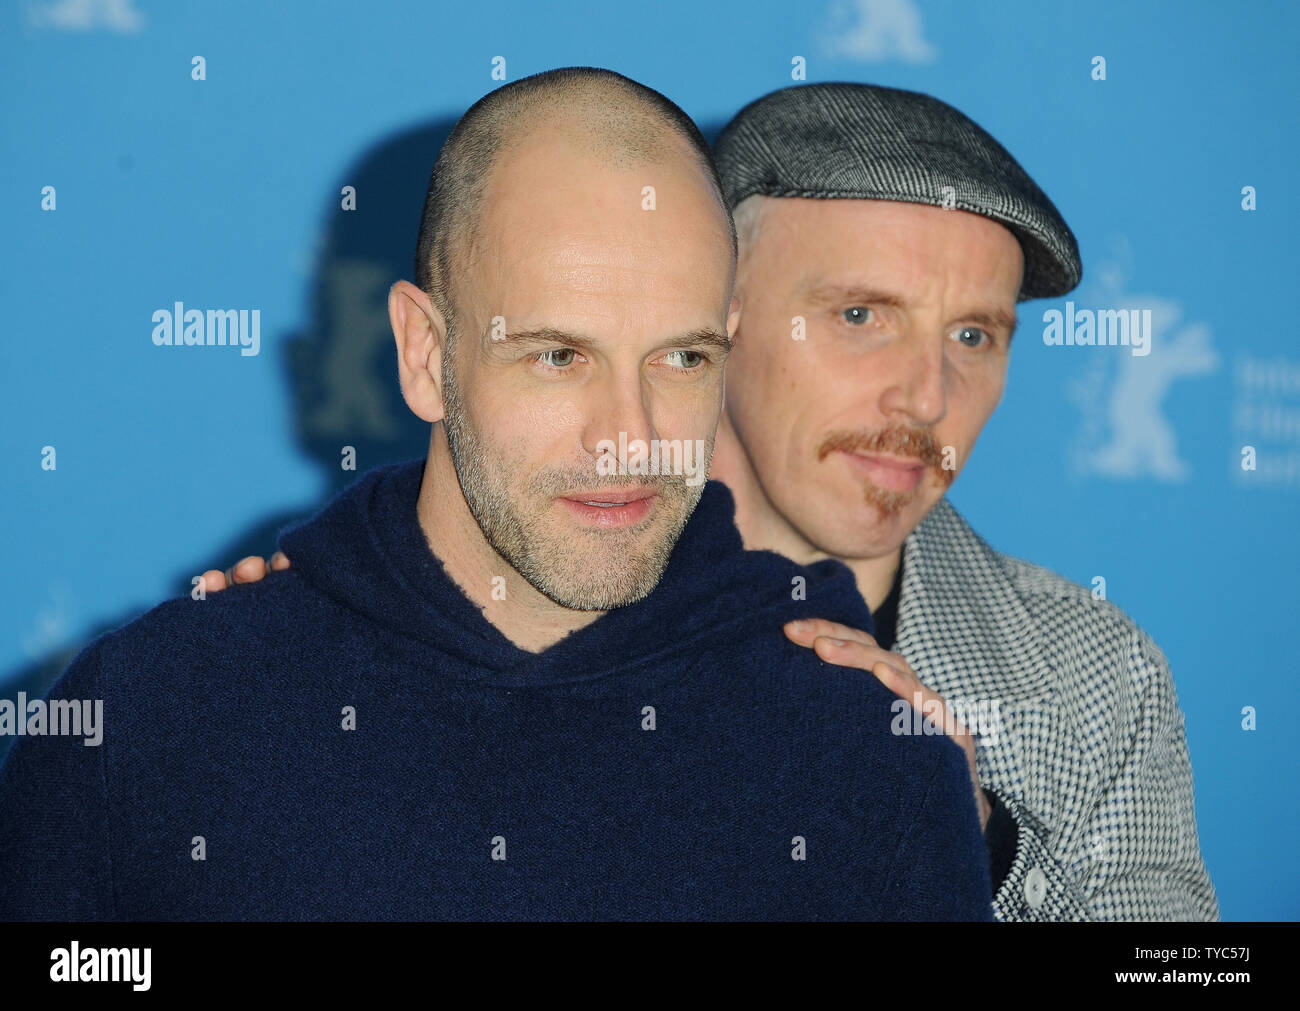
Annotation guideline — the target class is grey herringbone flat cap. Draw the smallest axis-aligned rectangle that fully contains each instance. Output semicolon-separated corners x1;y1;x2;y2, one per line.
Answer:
714;82;1082;300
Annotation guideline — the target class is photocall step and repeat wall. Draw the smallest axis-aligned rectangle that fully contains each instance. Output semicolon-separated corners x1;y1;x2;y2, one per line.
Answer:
2;0;1296;920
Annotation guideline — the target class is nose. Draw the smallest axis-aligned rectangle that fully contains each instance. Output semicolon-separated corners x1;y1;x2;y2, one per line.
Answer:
877;328;947;428
580;364;657;464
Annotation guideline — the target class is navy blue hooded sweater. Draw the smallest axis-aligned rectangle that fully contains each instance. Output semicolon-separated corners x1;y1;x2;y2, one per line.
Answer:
0;459;992;921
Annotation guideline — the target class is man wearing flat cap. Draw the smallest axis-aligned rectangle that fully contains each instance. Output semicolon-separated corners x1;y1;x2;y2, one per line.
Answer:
710;82;1217;921
203;79;1217;922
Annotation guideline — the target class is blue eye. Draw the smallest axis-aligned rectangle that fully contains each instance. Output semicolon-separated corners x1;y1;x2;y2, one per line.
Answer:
951;326;988;348
842;306;873;325
664;349;705;369
537;348;578;368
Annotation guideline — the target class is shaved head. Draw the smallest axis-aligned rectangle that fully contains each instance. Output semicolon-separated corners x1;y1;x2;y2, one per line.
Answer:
395;66;738;622
414;67;735;334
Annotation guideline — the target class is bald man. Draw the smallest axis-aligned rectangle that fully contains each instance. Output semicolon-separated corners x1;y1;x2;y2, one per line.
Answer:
0;68;992;922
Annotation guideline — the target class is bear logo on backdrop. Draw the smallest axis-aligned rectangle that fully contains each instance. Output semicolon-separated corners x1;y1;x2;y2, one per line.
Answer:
1067;257;1221;483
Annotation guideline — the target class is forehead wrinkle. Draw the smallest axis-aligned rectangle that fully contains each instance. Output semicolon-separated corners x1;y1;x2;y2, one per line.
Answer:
797;281;908;311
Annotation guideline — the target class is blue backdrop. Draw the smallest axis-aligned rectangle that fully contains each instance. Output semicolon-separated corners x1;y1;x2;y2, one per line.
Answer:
2;0;1296;920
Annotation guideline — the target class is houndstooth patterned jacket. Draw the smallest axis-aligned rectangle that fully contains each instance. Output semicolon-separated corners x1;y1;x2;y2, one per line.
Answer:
894;498;1219;922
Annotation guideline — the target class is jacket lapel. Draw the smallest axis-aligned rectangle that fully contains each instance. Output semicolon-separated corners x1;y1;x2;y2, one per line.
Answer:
894;496;1054;704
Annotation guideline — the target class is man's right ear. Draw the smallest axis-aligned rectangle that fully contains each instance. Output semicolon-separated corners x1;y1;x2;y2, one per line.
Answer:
390;280;448;423
726;293;742;344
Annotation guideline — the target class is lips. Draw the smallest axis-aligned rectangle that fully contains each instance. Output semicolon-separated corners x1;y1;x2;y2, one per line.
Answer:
557;487;657;528
839;451;928;493
564;488;656;504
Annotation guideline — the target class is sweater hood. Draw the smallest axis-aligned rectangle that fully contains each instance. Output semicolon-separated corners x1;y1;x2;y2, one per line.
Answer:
279;458;872;685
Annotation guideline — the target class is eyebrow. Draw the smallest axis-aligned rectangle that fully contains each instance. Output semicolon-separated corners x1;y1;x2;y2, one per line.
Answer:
492;326;731;356
798;282;1019;339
